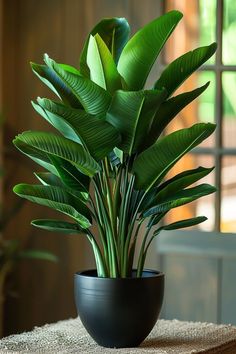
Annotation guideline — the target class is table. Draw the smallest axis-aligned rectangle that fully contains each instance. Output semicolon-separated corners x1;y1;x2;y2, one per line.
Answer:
0;317;236;353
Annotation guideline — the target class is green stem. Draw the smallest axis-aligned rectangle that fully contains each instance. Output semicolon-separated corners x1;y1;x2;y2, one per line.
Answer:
103;159;118;248
119;165;129;255
127;219;144;276
136;211;167;276
118;166;127;250
136;224;153;277
122;189;147;276
92;177;118;277
90;193;109;270
113;165;122;239
86;229;108;277
103;159;120;276
120;174;135;276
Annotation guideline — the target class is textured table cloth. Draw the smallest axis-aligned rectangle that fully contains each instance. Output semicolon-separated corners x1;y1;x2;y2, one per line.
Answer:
1;317;236;354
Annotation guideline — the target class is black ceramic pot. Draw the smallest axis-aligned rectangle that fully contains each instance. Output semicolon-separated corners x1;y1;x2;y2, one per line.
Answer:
74;269;164;348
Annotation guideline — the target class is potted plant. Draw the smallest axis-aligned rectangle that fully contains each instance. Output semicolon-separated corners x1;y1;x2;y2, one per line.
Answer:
13;11;216;348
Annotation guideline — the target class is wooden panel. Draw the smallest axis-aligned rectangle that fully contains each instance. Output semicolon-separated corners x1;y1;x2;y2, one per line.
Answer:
162;254;218;322
2;0;94;336
221;259;236;325
0;0;3;170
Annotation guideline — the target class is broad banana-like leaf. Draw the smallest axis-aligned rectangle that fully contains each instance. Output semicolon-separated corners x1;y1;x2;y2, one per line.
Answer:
132;123;216;191
145;82;210;147
13;184;91;228
31;219;86;234
13;138;59;175
31;62;81;108
58;63;80;75
87;34;122;93
34;171;88;202
80;17;130;76
143;183;216;217
140;166;214;211
32;100;82;144
117;11;183;90
34;171;88;201
44;55;111;117
34;98;120;160
107;88;167;154
154;216;207;235
154;43;217;96
35;172;63;187
49;155;90;193
150;166;214;211
13;131;100;177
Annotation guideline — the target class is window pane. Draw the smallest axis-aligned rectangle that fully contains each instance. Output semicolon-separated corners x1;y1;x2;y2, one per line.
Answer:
197;71;215;124
199;0;216;64
164;154;215;231
223;0;236;65
223;72;236;147
221;156;236;232
164;0;216;64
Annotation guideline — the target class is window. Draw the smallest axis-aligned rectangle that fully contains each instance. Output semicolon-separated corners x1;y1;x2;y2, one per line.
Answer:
162;0;236;233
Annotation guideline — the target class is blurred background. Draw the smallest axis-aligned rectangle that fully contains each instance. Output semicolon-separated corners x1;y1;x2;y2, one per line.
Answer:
1;0;236;337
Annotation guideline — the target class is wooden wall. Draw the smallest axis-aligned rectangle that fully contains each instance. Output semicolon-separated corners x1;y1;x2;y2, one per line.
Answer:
1;0;163;335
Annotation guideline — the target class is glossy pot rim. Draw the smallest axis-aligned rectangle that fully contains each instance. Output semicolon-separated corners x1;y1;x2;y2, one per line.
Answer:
74;269;164;280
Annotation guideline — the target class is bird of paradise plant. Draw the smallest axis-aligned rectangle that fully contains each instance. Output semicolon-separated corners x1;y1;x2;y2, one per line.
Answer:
13;11;216;278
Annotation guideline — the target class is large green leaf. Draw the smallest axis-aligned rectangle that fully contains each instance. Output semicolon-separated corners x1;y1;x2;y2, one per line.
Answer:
13;138;59;175
106;89;167;154
32;100;81;144
156;166;214;200
145;82;210;147
13;131;100;177
154;43;217;96
155;216;207;234
34;98;120;160
132;123;216;191
80;17;130;77
44;55;111;117
49;155;90;194
140;166;214;211
87;34;122;93
31;62;81;108
13;184;91;228
143;183;216;216
35;171;63;187
58;63;80;75
34;171;88;201
31;219;86;234
34;170;88;202
150;216;208;239
117;11;183;90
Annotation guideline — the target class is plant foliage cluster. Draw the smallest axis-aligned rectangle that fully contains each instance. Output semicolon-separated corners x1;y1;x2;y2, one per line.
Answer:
13;11;217;277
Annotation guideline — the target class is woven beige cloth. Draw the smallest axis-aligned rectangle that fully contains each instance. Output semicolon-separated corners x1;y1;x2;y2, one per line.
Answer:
0;317;236;354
